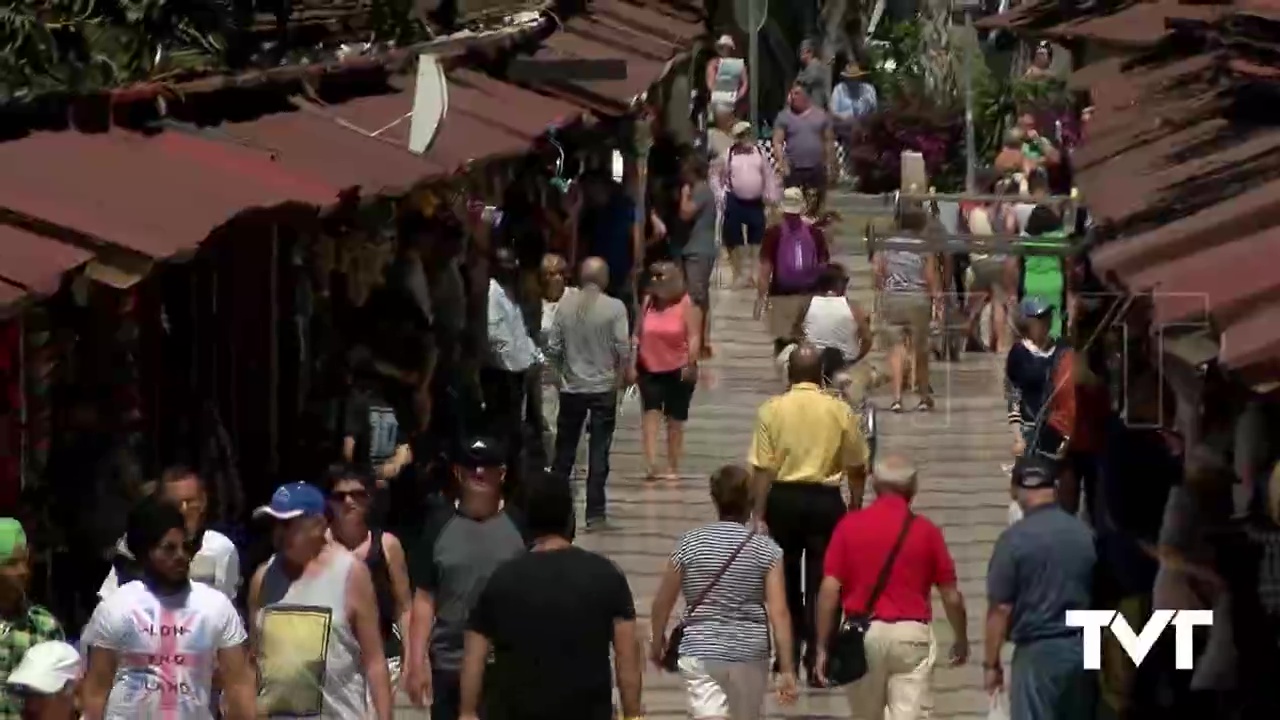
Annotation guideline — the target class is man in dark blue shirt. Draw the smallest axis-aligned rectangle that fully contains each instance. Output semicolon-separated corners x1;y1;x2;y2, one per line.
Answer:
984;457;1096;719
579;174;641;328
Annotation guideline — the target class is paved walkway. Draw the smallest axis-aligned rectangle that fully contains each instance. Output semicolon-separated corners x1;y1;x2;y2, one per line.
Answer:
575;196;1012;720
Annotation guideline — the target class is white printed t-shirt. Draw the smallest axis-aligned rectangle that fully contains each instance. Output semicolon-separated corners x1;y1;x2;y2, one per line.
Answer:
81;580;247;719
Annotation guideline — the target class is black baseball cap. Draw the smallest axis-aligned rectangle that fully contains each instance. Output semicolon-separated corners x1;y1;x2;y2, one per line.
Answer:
1012;456;1057;489
454;435;506;468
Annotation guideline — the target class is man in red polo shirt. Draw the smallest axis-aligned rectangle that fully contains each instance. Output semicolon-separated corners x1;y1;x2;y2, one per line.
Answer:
813;454;969;716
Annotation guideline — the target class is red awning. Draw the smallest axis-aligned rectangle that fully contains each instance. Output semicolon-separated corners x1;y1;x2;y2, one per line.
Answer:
1040;3;1222;47
0;73;583;310
0;129;336;260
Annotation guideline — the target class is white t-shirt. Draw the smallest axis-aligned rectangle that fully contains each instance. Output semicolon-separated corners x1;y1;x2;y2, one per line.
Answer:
100;530;240;601
81;581;247;719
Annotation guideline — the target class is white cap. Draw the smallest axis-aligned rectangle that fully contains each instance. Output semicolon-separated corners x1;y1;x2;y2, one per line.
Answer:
780;187;806;215
7;641;82;694
716;34;735;48
731;120;753;137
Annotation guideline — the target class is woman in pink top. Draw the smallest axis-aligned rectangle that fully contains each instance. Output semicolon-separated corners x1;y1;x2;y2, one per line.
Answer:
635;260;703;480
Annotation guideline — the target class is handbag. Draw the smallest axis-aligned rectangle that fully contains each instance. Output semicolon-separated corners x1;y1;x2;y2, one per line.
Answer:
661;529;756;672
826;512;916;686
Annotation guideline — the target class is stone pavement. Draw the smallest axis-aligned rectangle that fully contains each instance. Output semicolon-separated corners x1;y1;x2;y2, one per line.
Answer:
397;192;1013;718
572;194;1013;720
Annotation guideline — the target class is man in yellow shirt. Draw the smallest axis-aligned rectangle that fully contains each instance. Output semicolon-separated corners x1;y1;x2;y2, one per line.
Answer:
749;343;869;686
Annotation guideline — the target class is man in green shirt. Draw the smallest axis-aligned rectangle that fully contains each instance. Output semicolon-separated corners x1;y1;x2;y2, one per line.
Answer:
0;519;64;720
1020;206;1070;339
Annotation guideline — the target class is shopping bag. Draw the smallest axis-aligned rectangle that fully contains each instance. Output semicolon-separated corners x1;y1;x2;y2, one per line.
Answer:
987;691;1011;720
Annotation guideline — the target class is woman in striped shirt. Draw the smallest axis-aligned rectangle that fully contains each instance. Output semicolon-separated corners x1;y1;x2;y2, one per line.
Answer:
649;465;798;719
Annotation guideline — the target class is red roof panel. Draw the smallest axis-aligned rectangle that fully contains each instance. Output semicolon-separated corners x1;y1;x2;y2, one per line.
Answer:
0;225;92;297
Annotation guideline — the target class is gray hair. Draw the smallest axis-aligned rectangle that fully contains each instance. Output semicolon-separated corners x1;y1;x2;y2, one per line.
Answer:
873;454;917;489
799;39;817;56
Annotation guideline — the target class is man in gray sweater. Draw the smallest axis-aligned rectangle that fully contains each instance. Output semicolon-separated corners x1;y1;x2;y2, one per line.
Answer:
545;257;634;531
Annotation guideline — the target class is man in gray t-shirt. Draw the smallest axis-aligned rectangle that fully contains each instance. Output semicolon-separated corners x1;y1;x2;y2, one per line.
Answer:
545;257;632;529
795;39;828;109
984;457;1096;720
773;84;834;211
405;436;528;720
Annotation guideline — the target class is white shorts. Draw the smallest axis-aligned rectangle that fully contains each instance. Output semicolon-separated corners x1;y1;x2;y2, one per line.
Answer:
677;656;770;720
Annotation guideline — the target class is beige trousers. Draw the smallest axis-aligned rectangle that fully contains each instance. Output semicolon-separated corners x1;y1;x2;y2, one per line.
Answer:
844;621;937;720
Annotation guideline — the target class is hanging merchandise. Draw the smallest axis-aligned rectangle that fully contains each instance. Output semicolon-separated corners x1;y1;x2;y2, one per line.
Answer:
22;307;56;486
547;130;573;194
0;321;21;510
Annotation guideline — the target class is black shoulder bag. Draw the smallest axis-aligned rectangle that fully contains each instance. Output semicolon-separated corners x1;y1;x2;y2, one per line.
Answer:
826;512;916;686
661;529;756;672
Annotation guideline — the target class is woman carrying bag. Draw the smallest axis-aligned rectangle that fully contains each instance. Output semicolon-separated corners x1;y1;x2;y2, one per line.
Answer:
649;465;798;719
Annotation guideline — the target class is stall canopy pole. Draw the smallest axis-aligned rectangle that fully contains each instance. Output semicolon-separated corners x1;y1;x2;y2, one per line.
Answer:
17;312;25;490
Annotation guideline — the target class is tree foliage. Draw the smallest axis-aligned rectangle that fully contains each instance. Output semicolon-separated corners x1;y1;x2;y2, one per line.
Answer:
0;0;432;103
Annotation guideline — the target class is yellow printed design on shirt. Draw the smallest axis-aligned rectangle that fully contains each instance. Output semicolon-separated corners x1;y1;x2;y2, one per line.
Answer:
258;604;332;716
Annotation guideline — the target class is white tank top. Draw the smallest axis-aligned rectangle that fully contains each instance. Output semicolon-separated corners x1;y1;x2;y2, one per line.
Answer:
802;296;859;361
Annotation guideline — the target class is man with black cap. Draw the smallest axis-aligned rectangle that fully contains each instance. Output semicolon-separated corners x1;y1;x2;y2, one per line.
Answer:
983;456;1096;720
404;436;528;720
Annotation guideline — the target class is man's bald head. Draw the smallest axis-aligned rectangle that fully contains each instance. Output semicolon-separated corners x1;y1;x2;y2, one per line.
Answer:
580;257;610;288
788;343;825;385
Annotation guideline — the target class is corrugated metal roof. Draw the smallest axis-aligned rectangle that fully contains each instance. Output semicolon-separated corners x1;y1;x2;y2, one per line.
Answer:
1041;2;1222;47
0;225;92;297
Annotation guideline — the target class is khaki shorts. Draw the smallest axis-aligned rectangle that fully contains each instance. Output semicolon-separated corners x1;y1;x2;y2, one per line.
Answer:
968;257;1010;297
878;293;931;346
766;294;810;340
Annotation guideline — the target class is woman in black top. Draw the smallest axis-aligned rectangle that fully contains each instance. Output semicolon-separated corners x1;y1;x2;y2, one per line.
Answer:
323;464;413;684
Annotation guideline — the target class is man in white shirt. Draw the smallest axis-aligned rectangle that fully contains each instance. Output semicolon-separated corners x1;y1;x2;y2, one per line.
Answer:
81;497;256;720
99;466;240;602
483;245;543;507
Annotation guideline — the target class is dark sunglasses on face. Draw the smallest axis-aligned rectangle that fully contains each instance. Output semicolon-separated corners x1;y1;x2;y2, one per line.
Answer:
330;489;370;503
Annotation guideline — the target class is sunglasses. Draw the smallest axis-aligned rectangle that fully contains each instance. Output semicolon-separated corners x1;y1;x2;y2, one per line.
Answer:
329;489;370;503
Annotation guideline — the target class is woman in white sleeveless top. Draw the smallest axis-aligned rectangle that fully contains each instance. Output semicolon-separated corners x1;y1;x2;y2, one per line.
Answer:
794;262;872;375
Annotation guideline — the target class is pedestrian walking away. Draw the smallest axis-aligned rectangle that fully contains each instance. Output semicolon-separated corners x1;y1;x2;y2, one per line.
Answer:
772;85;834;214
794;262;872;374
720;121;775;288
248;482;394;720
458;472;643;720
483;245;544;508
5;641;82;720
545;257;632;530
649;465;798;720
678;156;719;358
404;436;528;720
748;343;869;684
81;498;256;720
815;455;969;718
0;519;65;720
984;457;1097;720
323;465;413;693
636;261;703;482
756;188;829;356
873;206;941;413
99;465;240;602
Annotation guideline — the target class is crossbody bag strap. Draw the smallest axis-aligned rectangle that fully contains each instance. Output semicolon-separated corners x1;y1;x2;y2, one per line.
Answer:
859;513;915;617
686;529;756;616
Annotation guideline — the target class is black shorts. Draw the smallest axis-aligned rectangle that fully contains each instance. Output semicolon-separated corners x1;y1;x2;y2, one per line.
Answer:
637;367;696;421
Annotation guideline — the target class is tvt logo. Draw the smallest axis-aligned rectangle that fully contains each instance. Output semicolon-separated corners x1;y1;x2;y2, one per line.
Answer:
1065;609;1214;670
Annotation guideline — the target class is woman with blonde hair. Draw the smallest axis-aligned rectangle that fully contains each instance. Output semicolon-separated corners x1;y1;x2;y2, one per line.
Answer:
650;465;798;719
634;260;702;480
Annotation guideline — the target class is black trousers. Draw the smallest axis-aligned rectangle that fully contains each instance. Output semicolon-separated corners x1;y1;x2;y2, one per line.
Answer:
550;391;618;521
480;366;528;506
765;482;847;669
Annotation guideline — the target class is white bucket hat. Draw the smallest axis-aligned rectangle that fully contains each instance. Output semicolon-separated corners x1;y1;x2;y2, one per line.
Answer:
780;187;806;215
7;641;82;695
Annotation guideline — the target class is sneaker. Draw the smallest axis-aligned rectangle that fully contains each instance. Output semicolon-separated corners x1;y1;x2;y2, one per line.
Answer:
584;517;614;533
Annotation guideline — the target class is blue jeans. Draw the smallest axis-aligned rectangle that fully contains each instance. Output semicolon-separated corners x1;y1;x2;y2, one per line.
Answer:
1011;636;1095;720
551;391;619;521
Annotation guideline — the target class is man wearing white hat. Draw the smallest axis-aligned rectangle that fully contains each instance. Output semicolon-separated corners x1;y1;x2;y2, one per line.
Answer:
7;641;82;719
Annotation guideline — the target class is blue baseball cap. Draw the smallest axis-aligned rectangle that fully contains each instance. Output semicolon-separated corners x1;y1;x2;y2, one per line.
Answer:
253;482;326;521
1019;297;1054;318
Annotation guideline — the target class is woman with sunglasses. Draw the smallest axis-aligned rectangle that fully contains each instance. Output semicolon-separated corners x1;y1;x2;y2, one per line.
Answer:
324;465;412;694
635;260;703;480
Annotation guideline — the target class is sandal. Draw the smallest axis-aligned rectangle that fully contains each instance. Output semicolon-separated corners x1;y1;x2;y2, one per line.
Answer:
890;400;904;413
916;397;935;412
